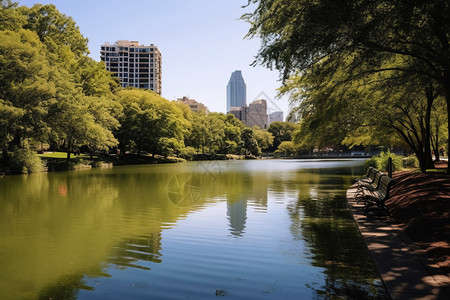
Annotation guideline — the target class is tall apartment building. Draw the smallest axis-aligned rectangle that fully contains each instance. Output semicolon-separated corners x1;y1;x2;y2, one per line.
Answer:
226;70;246;112
100;40;162;94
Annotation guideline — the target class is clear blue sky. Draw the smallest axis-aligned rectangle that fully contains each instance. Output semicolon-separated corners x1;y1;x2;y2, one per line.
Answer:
18;0;290;116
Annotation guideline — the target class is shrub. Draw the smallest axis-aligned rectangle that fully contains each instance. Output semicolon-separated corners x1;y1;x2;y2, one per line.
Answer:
179;146;196;160
364;150;403;172
10;149;45;174
402;155;419;169
363;157;378;169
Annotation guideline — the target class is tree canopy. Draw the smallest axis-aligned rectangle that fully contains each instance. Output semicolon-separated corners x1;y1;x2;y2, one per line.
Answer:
245;0;450;172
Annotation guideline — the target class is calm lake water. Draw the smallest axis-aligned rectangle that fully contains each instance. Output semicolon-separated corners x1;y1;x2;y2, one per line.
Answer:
0;159;387;299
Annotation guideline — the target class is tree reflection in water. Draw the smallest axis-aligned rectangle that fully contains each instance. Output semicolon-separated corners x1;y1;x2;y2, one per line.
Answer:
287;175;387;299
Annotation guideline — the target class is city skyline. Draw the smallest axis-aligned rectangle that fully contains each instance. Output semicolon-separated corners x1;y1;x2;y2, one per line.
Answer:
17;0;290;116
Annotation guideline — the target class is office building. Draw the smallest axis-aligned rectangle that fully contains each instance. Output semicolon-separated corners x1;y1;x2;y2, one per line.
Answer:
177;96;209;114
226;70;246;112
268;111;284;124
228;99;269;129
246;100;269;129
100;40;162;94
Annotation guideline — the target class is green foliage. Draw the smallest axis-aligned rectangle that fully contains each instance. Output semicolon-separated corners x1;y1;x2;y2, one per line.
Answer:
9;149;45;174
275;141;297;157
252;126;274;151
402;156;419;169
267;121;295;151
0;0;26;30
241;128;260;156
363;157;378;169
179;146;197;160
116;89;188;156
22;4;88;56
364;151;403;172
245;0;450;173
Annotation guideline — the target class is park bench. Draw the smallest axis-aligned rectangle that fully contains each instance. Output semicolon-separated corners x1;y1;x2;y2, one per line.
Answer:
355;169;385;202
355;166;375;184
362;175;395;215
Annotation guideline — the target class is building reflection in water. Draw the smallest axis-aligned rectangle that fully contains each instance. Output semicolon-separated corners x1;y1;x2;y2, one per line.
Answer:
227;199;247;237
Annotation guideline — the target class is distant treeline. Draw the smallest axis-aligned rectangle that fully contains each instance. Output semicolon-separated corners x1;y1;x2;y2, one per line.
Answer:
0;2;299;172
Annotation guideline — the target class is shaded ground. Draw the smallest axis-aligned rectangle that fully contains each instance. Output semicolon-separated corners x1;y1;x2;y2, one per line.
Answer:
387;162;450;275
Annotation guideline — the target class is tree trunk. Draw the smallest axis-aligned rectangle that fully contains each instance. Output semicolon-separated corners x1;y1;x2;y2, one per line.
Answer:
424;84;435;169
431;120;440;162
443;71;450;174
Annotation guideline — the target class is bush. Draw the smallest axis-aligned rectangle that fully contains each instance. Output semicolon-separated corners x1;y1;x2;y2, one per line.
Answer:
10;149;45;174
364;150;403;172
179;146;197;160
363;157;378;169
402;155;419;169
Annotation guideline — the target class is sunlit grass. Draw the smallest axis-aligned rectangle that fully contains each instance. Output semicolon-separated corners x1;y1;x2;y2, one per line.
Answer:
38;152;93;159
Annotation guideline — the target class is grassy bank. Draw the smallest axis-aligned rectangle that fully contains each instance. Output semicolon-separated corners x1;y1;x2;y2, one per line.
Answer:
0;151;185;175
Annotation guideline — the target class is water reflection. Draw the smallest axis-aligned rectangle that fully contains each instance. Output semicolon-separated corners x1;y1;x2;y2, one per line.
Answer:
0;159;386;299
287;173;385;299
227;199;247;237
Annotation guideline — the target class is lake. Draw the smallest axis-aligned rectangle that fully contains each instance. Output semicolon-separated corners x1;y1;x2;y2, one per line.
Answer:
0;159;387;299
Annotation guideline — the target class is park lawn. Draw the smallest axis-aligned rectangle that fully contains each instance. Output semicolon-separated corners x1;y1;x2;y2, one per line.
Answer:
38;152;95;159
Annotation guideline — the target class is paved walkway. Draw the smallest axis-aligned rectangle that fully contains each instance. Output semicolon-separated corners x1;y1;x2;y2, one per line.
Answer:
346;185;450;300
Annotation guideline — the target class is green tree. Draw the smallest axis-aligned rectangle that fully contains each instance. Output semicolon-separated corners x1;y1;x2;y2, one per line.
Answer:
0;0;26;31
21;3;88;56
252;126;274;152
241;128;260;156
0;29;56;155
275;141;297;157
245;0;450;172
267;121;296;151
116;89;188;157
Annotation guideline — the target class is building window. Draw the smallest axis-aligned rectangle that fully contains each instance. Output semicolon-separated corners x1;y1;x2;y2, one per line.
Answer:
130;48;134;52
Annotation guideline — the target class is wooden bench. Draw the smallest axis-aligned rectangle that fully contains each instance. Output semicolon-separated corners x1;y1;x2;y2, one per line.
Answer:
355;169;385;202
363;175;395;215
355;167;375;184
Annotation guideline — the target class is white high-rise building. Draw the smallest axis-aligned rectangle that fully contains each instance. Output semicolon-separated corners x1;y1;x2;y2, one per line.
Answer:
100;40;162;94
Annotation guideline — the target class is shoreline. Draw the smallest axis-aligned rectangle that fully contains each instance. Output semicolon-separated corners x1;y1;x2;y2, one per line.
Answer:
346;167;450;299
0;153;372;176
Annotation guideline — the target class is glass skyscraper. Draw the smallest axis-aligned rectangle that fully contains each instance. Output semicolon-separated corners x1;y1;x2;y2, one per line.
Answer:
226;70;247;112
